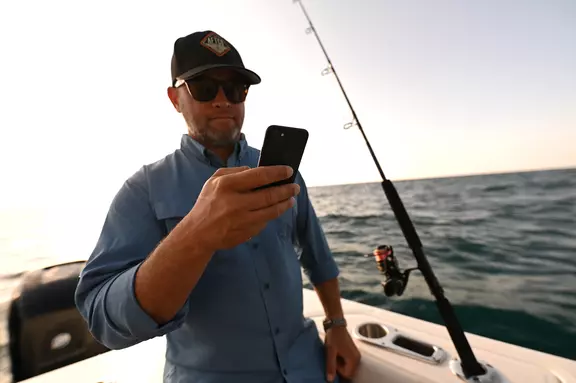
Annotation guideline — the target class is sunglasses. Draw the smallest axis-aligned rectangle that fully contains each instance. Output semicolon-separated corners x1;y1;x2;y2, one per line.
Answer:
175;77;250;104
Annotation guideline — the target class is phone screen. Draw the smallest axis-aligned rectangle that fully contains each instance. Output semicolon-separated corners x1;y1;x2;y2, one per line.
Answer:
256;125;309;189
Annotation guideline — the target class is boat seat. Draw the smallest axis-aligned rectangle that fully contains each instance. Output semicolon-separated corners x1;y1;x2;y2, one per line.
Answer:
7;261;109;382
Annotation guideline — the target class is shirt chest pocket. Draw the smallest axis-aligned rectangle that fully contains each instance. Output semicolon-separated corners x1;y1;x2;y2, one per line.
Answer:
274;201;298;245
154;202;192;236
154;200;247;273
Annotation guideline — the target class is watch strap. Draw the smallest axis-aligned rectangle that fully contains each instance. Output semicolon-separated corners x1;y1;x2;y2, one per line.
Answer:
323;317;347;331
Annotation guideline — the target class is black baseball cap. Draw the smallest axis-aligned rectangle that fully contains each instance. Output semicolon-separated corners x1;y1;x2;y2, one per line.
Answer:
171;30;261;87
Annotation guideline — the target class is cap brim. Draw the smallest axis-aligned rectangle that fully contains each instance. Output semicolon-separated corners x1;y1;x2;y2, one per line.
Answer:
175;64;261;86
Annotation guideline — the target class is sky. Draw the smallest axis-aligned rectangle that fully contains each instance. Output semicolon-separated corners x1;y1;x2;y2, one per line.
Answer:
0;0;575;211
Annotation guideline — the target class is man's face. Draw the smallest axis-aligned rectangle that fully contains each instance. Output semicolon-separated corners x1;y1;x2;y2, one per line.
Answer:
170;68;248;149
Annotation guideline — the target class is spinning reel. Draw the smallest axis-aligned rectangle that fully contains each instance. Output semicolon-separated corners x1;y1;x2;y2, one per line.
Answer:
365;245;418;297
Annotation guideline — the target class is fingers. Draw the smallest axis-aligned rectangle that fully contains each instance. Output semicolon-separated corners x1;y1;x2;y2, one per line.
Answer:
325;345;337;382
337;357;356;379
336;350;361;380
222;165;294;191
243;197;295;225
246;183;300;211
212;166;250;177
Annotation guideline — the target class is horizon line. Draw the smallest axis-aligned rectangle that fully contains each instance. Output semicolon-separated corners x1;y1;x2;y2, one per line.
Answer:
308;164;576;189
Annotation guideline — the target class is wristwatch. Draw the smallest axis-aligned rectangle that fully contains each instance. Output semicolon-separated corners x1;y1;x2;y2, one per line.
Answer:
323;317;347;331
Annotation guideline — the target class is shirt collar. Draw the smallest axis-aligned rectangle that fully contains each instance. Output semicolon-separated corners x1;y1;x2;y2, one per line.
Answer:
180;133;249;167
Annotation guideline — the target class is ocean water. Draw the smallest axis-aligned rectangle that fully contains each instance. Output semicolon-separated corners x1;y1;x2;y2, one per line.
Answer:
1;167;575;381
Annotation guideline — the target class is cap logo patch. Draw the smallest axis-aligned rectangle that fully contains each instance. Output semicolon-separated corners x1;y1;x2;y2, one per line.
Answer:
200;32;231;56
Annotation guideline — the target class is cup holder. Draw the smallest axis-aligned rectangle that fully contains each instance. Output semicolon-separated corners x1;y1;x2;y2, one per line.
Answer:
357;323;388;339
353;321;448;365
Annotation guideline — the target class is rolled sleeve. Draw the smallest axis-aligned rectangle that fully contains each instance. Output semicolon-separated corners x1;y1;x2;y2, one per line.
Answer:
75;167;188;350
294;173;340;286
103;263;189;345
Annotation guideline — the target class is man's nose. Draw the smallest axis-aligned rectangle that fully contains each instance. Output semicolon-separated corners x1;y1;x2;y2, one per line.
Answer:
211;86;230;108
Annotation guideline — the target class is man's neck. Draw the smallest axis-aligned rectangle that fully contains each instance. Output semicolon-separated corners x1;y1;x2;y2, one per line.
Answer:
188;133;238;165
210;146;235;165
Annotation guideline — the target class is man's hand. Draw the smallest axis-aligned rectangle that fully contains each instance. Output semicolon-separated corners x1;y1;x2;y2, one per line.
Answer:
133;165;297;325
185;165;300;251
324;327;361;382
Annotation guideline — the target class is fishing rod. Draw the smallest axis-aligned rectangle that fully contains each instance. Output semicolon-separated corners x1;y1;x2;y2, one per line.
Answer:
293;0;487;379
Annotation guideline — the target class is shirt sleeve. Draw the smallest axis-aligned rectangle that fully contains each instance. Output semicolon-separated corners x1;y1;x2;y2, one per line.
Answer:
74;167;189;350
294;172;340;286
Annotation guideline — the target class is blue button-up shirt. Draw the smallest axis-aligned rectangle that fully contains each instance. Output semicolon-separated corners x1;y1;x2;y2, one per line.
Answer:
75;134;341;383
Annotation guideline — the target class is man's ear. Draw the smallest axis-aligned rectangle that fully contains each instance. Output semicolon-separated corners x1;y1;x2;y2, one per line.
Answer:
167;86;181;113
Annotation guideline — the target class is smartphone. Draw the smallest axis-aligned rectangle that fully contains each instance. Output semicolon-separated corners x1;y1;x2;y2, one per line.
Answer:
255;125;309;189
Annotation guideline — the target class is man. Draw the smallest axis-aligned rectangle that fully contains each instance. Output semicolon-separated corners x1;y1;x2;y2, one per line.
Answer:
75;30;361;383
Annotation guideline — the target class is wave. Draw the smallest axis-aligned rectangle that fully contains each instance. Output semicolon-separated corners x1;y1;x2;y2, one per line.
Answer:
320;213;384;221
482;184;516;193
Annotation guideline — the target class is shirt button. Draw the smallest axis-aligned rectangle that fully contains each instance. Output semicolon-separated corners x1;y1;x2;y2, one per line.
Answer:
263;283;270;290
252;243;259;249
283;369;288;375
275;327;280;335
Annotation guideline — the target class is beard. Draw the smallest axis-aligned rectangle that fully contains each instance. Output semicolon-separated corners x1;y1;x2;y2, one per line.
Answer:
201;125;241;147
185;117;242;148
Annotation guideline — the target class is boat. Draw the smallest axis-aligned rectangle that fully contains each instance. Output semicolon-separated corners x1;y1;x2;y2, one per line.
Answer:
4;1;575;382
5;258;576;383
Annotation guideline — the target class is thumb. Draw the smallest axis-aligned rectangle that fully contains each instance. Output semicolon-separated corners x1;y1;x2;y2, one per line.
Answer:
325;345;337;382
213;166;250;177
